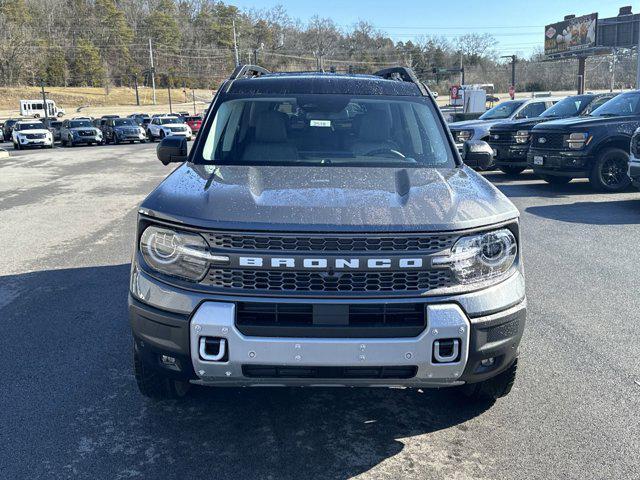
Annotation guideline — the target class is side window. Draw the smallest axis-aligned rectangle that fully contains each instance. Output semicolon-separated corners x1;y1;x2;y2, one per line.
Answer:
587;96;610;113
519;102;547;118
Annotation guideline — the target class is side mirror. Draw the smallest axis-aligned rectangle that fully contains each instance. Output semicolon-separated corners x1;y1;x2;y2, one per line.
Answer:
462;140;494;170
157;136;188;165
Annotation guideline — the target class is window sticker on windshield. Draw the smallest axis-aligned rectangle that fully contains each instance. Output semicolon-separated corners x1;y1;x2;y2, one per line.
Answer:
310;120;331;127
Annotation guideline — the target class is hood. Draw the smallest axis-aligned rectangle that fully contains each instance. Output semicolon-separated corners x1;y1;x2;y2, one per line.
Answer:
490;116;553;132
449;119;494;129
16;129;50;135
532;114;637;131
141;164;519;232
70;126;98;132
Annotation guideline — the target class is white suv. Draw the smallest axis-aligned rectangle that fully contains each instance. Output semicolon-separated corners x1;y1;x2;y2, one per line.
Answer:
147;116;192;142
12;121;54;149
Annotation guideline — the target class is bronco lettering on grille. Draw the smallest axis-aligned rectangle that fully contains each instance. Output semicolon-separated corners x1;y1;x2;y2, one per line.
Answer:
238;256;424;269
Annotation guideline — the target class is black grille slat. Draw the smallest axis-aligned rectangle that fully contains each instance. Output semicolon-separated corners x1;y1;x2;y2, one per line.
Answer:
205;232;455;252
236;301;427;337
530;132;565;150
207;269;453;293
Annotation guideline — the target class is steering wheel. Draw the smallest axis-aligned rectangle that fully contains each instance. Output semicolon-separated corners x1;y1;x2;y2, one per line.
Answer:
363;148;406;159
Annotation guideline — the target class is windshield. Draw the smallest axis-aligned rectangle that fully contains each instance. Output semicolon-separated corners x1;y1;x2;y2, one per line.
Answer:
114;119;136;126
18;123;44;130
199;94;455;167
69;120;92;128
187;116;202;122
591;93;640;117
479;100;525;120
160;117;181;124
540;95;591;118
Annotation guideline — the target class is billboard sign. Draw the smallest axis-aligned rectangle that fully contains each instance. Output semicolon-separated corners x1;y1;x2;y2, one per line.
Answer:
545;13;598;56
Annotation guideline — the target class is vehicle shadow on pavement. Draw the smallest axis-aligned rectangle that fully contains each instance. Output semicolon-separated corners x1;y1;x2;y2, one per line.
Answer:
1;263;492;480
492;180;629;198
525;199;640;225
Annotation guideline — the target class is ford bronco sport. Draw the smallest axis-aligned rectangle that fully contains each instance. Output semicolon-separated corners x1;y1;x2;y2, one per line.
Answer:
129;66;526;403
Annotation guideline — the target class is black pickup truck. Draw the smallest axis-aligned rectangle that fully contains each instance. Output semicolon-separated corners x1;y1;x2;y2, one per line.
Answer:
488;93;615;175
526;91;640;191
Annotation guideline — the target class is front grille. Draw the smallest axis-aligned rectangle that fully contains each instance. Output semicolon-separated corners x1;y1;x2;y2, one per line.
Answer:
236;300;428;338
205;232;455;252
488;131;515;145
530;132;564;150
25;133;45;139
78;130;94;136
206;269;453;293
169;126;186;132
242;365;418;379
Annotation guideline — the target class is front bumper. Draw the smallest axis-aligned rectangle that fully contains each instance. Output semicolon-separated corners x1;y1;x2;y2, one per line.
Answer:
491;143;529;167
129;267;526;388
527;149;592;177
116;132;147;142
71;135;101;144
629;158;640;188
18;137;52;147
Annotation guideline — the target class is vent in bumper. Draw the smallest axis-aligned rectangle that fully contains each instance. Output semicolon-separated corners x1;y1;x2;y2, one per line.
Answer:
242;365;418;379
236;302;427;337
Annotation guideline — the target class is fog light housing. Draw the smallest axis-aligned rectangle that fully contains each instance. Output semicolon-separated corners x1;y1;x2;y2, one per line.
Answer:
480;357;495;367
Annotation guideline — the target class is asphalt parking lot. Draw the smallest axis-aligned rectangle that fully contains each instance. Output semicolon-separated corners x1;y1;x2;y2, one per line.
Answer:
1;142;639;480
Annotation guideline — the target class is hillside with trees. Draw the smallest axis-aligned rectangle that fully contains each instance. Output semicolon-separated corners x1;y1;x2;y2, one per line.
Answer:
0;0;634;93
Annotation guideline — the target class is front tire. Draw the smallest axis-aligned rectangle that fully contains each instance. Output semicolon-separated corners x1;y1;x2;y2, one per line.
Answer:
499;165;526;176
589;148;631;192
147;130;155;142
460;358;518;402
133;343;191;400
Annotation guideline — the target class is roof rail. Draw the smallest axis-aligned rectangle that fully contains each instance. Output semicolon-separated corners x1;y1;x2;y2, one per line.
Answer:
373;66;429;96
229;64;270;80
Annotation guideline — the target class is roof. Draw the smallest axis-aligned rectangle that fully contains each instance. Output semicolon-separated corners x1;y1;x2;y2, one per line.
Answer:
226;72;423;96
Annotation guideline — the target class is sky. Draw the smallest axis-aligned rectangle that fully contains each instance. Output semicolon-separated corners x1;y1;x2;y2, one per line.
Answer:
227;0;633;58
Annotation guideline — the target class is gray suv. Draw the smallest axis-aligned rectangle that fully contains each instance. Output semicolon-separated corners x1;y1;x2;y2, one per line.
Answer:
60;119;103;147
130;66;526;404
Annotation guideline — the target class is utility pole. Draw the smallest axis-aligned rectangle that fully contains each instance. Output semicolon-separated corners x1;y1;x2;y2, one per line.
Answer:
167;78;173;114
637;25;640;89
148;38;156;105
610;49;617;92
40;80;48;120
192;89;196;115
459;51;464;85
501;54;517;92
133;75;140;106
232;20;240;66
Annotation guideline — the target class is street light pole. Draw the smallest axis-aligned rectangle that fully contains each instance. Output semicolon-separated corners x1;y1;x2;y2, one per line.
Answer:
40;80;48;120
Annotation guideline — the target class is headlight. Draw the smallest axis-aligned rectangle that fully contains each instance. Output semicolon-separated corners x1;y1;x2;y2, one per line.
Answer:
514;130;530;144
433;228;517;284
455;130;473;142
566;132;590;150
140;226;221;281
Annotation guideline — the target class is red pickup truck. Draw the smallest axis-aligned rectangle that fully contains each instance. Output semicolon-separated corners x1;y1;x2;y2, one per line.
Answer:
185;116;202;135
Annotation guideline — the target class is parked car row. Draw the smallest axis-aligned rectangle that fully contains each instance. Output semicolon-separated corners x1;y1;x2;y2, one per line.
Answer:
1;112;204;149
453;91;640;192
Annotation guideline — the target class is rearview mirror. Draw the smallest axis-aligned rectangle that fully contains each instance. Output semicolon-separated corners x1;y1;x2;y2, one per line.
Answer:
157;136;188;165
462;140;494;170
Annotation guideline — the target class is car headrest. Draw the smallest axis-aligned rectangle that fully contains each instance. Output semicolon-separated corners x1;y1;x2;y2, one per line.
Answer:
359;110;392;142
255;111;288;143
